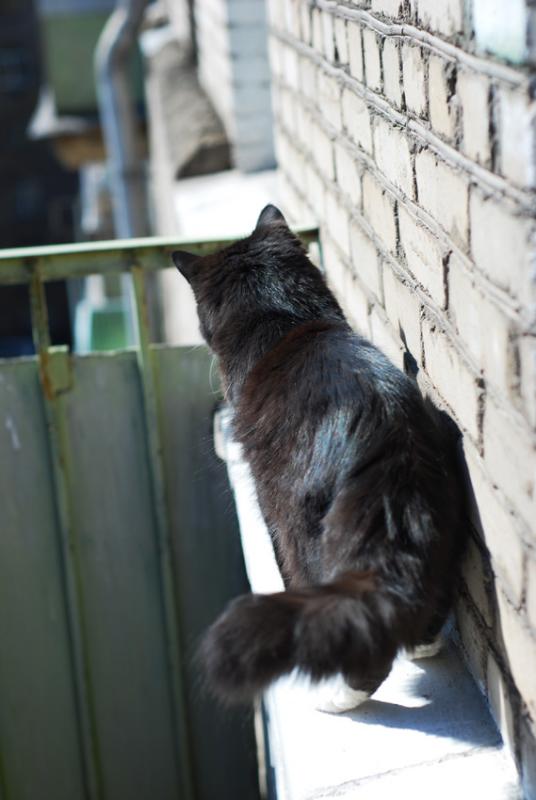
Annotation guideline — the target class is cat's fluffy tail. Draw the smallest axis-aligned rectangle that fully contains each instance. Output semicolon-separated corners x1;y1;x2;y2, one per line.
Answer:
200;571;402;703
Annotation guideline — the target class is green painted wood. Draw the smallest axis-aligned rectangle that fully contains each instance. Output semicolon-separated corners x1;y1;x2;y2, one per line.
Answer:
0;228;320;285
0;358;85;800
155;346;261;800
59;351;180;800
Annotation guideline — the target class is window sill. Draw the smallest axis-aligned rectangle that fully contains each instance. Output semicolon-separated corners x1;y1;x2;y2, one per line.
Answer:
215;409;522;799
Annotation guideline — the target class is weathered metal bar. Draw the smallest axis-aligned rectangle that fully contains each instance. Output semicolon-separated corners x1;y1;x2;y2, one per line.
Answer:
29;265;103;800
130;265;195;800
0;226;320;285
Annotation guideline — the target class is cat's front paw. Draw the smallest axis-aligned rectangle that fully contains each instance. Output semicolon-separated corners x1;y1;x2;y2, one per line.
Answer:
312;675;370;714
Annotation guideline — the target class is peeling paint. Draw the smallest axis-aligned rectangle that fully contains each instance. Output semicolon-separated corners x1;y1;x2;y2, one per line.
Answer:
5;416;21;451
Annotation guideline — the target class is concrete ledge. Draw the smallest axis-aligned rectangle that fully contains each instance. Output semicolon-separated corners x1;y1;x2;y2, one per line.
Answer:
216;409;522;799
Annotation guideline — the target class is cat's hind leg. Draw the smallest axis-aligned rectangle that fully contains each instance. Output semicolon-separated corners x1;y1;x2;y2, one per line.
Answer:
313;674;371;714
314;655;394;714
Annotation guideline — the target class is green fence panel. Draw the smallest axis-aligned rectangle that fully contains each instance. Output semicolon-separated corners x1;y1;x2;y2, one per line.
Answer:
0;229;319;800
156;346;260;800
60;351;180;800
0;359;85;800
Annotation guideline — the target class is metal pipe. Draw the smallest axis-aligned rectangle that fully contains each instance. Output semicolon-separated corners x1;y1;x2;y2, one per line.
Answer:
94;0;148;239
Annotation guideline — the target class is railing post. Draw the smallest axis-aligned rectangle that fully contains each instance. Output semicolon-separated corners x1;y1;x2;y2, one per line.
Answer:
130;263;196;800
29;263;103;800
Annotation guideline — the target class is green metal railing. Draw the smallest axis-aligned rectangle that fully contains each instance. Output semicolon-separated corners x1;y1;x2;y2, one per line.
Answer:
0;228;319;800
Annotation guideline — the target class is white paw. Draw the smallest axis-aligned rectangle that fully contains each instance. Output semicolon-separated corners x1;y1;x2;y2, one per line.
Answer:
405;636;442;661
312;675;370;714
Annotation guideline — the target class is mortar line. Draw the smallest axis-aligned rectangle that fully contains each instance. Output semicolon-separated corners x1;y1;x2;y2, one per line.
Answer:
271;28;536;212
315;0;528;86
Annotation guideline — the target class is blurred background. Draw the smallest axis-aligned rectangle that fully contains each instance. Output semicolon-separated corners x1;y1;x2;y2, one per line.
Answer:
0;0;278;357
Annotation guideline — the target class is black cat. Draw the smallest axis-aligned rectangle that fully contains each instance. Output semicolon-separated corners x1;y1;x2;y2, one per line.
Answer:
173;205;466;710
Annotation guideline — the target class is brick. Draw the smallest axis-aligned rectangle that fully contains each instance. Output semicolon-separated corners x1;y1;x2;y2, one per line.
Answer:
470;191;533;298
373;117;414;196
370;306;405;368
283;45;299;90
428;55;457;141
465;445;525;606
422;320;480;438
415;150;469;247
487;654;516;754
345;272;371;337
279;88;297;135
317;70;342;131
342;88;373;153
527;555;536;633
335;143;362;207
321;9;335;62
402;43;426;117
484;397;535;529
305;163;326;218
363;28;382;92
383;266;421;357
382;38;402;109
416;0;463;36
496;589;536;720
300;2;312;45
347;20;364;82
399;206;445;305
334;17;349;65
326;190;350;259
268;37;283;78
295;104;312;150
461;537;493;628
299;56;316;100
371;0;404;16
363;172;398;253
283;0;301;37
350;221;382;301
312;123;334;180
449;256;516;394
312;7;323;54
498;85;536;189
280;173;307;220
323;234;348;306
458;70;491;166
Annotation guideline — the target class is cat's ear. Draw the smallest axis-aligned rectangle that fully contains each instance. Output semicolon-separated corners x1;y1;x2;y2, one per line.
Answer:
172;250;200;282
255;204;287;230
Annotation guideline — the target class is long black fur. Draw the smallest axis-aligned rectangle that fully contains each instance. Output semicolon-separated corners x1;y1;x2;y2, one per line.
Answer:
173;206;466;703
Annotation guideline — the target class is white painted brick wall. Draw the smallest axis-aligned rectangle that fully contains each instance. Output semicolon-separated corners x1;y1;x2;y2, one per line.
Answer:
415;151;469;247
347;20;364;82
363;171;398;253
363;28;383;92
398;206;445;305
373;117;414;196
415;0;464;36
342;88;373;153
335;143;362;206
470;191;532;298
268;1;536;789
382;38;403;109
458;70;491;166
428;54;457;141
195;0;275;171
350;221;382;300
402;43;427;117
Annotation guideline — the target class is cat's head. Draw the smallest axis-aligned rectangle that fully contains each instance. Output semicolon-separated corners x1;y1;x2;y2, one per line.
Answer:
172;204;342;353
